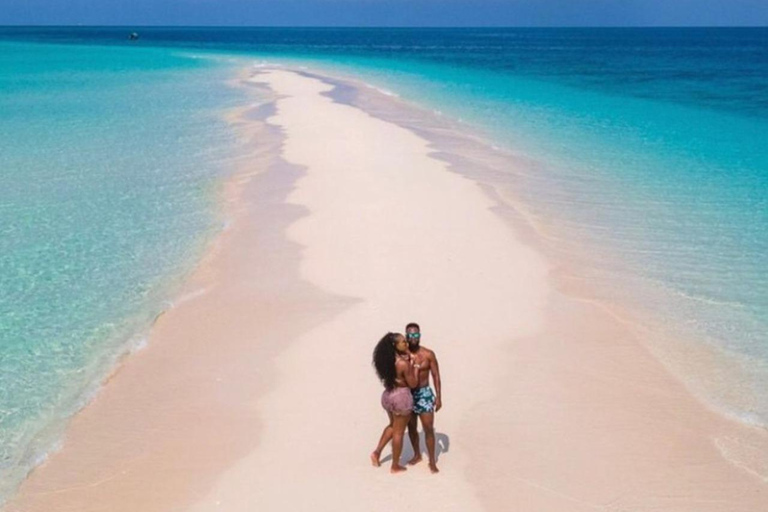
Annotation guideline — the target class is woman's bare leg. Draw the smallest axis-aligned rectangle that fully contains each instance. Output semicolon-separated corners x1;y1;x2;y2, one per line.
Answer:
390;413;411;473
371;412;394;467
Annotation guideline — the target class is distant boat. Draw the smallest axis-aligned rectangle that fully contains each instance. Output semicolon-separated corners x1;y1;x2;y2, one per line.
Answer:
128;32;139;41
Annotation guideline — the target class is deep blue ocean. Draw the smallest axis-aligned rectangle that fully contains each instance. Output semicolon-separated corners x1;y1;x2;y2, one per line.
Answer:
1;27;766;501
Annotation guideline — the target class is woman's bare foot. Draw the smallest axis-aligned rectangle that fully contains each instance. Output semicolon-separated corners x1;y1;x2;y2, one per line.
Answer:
390;464;408;474
370;452;381;467
407;455;422;466
429;463;440;474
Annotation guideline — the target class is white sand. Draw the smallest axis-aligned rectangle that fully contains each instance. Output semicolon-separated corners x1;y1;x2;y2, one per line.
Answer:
185;69;549;511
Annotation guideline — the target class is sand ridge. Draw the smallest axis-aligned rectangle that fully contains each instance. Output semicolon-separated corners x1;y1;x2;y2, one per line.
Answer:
185;68;549;511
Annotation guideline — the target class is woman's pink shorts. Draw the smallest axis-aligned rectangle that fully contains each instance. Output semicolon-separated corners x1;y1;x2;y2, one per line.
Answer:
381;387;413;416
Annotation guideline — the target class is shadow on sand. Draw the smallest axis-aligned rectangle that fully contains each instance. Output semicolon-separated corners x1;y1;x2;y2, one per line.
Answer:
380;431;450;465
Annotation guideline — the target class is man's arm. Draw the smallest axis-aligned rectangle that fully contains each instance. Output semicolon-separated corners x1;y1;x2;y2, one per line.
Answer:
429;350;442;412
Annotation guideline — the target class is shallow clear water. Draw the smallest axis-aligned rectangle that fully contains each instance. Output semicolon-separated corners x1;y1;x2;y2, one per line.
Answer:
0;39;246;500
0;27;766;499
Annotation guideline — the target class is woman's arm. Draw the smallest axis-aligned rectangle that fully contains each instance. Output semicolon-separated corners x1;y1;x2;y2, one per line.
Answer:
397;357;419;389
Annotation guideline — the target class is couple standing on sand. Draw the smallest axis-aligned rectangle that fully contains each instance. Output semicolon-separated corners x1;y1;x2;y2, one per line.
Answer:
371;322;442;474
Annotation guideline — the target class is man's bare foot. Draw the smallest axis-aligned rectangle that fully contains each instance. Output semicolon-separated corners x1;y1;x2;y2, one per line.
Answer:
370;452;381;467
390;464;408;474
429;463;440;474
407;455;422;466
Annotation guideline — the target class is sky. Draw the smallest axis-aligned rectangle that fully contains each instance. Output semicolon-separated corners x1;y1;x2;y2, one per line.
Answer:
2;0;767;27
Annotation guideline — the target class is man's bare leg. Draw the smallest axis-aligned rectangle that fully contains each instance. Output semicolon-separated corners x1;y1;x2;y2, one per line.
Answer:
420;412;439;473
406;413;422;465
391;414;411;473
371;413;394;467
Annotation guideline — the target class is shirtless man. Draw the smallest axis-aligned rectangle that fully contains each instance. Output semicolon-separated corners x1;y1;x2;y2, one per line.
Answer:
405;322;442;473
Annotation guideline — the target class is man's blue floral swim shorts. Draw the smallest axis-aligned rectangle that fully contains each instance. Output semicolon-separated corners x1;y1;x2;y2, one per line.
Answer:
411;386;436;415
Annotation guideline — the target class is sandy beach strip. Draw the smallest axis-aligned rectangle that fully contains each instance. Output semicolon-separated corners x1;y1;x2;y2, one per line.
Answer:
5;67;766;512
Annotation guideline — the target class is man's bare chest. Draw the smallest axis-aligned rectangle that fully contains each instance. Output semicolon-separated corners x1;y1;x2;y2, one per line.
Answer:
413;351;430;370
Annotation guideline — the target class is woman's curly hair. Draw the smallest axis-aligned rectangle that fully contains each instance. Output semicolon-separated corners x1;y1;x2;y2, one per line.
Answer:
373;332;399;391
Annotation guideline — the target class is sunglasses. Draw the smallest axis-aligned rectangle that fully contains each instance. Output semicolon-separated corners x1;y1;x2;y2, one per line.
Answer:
407;333;421;339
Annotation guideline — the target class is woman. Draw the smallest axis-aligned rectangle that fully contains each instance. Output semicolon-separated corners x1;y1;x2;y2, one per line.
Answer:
370;332;419;473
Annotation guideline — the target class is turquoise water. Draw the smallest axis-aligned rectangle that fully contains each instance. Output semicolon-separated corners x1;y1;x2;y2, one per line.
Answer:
0;27;766;499
0;40;246;501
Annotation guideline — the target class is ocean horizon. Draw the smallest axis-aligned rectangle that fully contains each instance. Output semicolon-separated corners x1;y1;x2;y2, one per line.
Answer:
1;26;766;503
